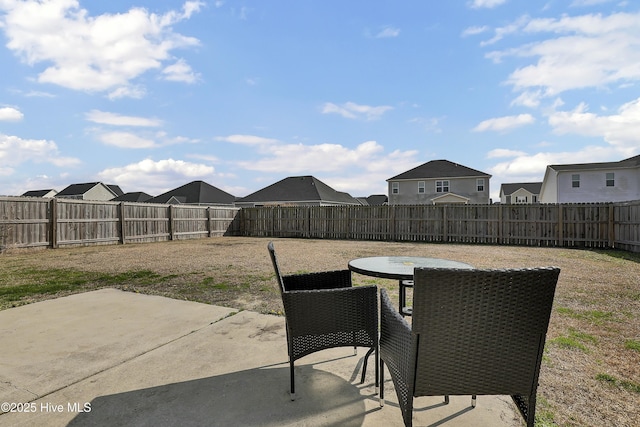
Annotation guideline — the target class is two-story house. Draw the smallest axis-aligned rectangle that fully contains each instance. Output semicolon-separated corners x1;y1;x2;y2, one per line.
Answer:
235;175;360;207
539;155;640;203
500;182;542;204
387;160;491;205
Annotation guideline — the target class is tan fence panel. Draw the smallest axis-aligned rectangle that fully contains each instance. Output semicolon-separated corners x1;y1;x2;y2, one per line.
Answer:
0;197;51;249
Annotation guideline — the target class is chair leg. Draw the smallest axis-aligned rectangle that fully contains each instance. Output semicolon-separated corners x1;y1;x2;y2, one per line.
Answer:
379;358;385;407
290;359;296;401
471;395;477;407
361;347;375;384
444;395;449;404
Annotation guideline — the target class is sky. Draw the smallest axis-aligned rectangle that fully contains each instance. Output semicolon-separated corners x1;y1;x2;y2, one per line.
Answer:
1;0;640;202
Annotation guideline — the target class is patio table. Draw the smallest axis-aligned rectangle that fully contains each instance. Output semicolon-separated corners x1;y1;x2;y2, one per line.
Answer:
348;256;473;316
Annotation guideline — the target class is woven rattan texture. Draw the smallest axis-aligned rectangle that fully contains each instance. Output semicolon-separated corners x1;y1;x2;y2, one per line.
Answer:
380;266;559;427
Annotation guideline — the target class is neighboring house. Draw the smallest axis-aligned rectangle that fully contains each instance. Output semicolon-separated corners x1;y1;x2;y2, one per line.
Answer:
56;182;124;201
111;192;153;203
356;194;388;206
22;189;58;198
539;155;640;203
387;160;492;205
235;175;361;207
147;180;236;206
500;182;542;204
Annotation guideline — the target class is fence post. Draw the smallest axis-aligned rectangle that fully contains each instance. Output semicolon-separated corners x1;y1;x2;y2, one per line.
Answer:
389;205;395;241
207;207;212;237
168;205;174;240
558;204;564;247
50;198;58;249
608;203;615;248
119;202;126;244
443;205;448;242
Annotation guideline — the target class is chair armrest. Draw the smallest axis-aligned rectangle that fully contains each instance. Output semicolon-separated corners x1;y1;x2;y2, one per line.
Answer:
282;285;378;340
380;288;414;404
282;269;352;291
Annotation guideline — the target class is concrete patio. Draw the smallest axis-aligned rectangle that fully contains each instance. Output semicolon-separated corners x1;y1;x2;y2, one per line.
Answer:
0;289;523;426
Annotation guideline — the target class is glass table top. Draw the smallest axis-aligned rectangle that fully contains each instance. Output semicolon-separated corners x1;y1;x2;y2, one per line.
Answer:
348;256;473;280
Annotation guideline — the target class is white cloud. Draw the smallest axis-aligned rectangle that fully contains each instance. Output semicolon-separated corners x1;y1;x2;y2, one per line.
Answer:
461;25;489;37
0;133;80;171
85;110;162;127
321;102;393;121
510;90;542;108
469;0;509;9
98;131;157;148
473;114;535;132
97;158;215;195
375;26;400;38
215;134;280;145
548;97;640;156
0;0;202;95
486;12;640;97
162;58;200;83
0;107;23;121
487;148;528;158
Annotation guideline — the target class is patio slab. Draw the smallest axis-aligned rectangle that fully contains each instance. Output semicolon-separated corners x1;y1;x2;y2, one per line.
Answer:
0;289;523;426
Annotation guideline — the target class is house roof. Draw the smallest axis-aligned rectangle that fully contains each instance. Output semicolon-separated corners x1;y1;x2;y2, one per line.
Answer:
22;189;56;197
111;192;153;202
548;154;640;171
387;159;491;181
57;182;123;197
237;175;359;205
356;194;388;206
147;181;235;205
500;182;542;195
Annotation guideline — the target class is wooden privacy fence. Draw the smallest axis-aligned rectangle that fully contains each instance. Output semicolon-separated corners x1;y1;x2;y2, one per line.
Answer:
240;202;640;252
2;197;640;252
0;197;241;250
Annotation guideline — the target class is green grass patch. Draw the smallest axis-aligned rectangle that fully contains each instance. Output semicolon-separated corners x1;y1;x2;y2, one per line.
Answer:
534;396;558;427
596;373;640;394
548;329;597;353
625;339;640;352
556;306;615;325
0;268;169;308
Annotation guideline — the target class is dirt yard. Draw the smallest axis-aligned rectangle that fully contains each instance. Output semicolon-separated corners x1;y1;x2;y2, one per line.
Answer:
1;236;639;426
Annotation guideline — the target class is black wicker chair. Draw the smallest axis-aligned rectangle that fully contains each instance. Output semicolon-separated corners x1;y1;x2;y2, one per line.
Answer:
268;241;378;400
380;267;560;427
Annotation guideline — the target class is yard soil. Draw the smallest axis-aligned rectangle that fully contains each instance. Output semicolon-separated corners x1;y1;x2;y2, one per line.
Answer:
2;236;639;426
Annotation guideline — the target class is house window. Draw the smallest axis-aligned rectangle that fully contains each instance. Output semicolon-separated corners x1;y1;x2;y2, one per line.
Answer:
606;173;615;187
476;179;485;192
515;196;528;204
391;182;399;194
572;174;580;188
532;195;538;203
418;181;425;193
436;180;449;193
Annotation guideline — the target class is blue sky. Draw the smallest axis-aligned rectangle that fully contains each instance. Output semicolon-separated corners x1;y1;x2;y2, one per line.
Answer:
1;0;639;201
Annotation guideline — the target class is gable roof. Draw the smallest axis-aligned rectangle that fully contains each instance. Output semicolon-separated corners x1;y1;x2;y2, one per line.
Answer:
237;175;359;205
356;194;388;206
548;154;640;172
388;159;491;181
111;192;153;202
22;189;57;197
147;180;235;205
57;182;122;197
500;182;542;195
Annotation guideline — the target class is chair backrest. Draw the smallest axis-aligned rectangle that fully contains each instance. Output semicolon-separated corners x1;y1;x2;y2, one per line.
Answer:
267;241;286;296
411;267;560;397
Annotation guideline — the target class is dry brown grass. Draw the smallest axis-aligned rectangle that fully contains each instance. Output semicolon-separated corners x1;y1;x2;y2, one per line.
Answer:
1;236;639;426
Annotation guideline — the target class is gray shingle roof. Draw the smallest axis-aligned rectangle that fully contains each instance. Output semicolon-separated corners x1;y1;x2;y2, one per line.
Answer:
111;192;153;202
147;181;235;205
237;176;359;205
57;182;123;197
500;182;542;195
388;160;491;180
548;154;640;171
